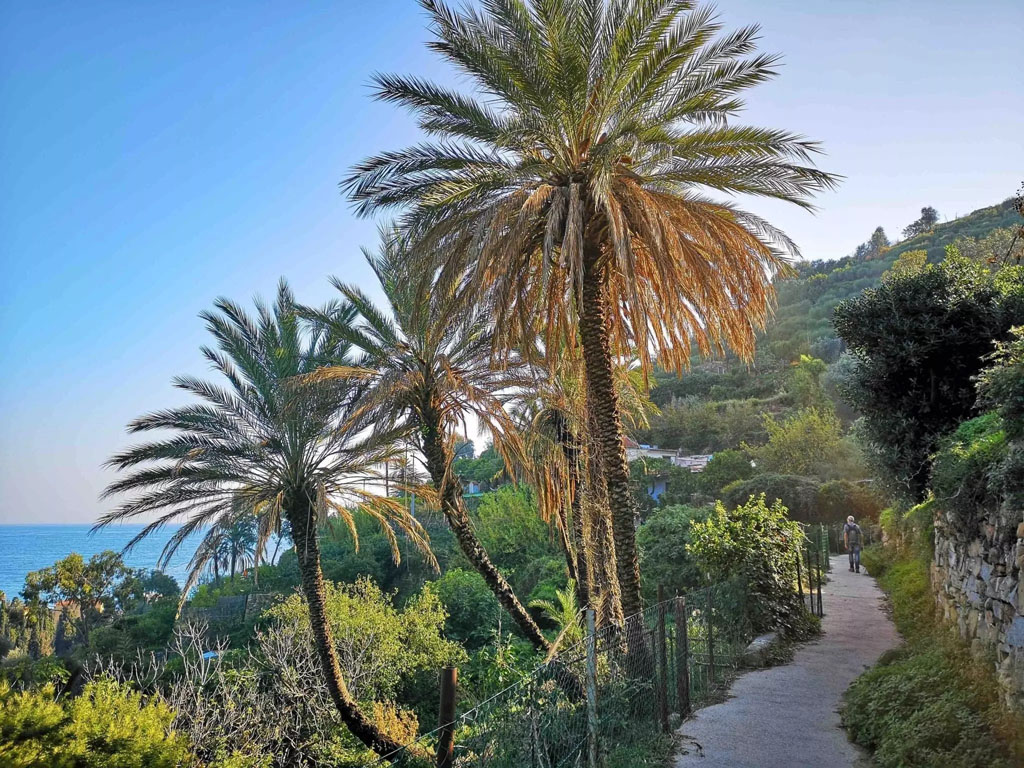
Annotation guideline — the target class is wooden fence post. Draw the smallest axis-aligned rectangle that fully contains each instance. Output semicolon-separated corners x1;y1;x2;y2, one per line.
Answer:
656;585;670;733
705;588;715;687
585;608;599;768
674;596;690;718
437;667;457;768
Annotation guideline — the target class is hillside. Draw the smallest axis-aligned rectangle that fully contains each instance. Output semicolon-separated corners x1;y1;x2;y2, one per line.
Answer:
631;196;1022;513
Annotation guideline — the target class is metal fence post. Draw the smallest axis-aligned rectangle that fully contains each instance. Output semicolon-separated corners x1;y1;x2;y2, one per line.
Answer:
815;545;824;617
705;588;715;687
674;596;690;717
585;608;599;768
437;666;458;768
795;544;805;612
656;586;670;733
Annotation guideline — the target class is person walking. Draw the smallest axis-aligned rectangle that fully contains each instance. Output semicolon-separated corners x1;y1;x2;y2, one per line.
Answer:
843;515;863;573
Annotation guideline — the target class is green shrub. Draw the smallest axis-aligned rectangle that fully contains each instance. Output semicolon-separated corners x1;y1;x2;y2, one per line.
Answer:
432;569;501;648
843;642;1019;768
637;505;710;600
688;494;812;637
931;413;1008;536
843;545;1024;767
0;677;188;768
266;577;466;701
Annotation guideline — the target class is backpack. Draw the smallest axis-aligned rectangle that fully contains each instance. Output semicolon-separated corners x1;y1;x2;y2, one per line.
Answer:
844;523;862;546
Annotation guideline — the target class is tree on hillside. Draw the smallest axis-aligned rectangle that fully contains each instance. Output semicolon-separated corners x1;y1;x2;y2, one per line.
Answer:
346;0;837;619
902;206;939;239
304;232;552;654
833;249;1024;500
22;551;139;644
99;282;433;757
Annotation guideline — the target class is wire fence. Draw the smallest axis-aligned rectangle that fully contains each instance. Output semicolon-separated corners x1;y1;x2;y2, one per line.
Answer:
374;577;752;768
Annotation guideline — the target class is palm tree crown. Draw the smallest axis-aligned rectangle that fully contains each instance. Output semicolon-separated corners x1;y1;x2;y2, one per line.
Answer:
345;0;838;371
100;280;433;598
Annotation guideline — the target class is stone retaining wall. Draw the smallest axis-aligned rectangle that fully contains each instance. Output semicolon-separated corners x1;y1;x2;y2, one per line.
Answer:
932;505;1024;711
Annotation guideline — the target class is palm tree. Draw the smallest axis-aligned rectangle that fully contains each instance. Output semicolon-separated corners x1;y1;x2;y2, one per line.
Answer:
344;0;838;619
98;281;433;758
304;230;551;654
517;350;654;626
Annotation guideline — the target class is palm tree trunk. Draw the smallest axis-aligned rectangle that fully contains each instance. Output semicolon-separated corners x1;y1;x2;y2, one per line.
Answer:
285;487;402;758
554;417;589;609
578;242;644;620
419;413;552;654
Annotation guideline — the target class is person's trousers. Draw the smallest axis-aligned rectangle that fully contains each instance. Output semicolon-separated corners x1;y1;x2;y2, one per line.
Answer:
849;546;861;569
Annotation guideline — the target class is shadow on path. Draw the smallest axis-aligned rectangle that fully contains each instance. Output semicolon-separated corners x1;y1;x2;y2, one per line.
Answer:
673;555;899;768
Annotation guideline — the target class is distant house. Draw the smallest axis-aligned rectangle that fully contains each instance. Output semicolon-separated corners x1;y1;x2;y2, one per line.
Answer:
623;436;677;462
672;454;714;473
625;436;714;475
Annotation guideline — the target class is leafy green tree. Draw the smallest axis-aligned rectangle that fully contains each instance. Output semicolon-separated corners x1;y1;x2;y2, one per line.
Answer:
788;354;827;408
346;0;837;620
902;206;939;239
977;325;1024;438
637;505;710;600
834;251;1024;499
267;577;465;703
99;281;432;757
689;494;807;636
432;569;501;649
21;552;138;644
453;445;507;491
744;407;852;479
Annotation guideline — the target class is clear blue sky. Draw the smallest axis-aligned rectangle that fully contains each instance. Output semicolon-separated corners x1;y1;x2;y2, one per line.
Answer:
1;1;1022;524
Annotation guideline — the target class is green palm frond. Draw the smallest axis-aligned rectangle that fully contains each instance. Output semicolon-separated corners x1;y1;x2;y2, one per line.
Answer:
99;280;436;613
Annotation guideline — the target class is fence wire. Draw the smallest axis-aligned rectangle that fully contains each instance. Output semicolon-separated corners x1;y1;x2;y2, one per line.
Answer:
374;577;751;767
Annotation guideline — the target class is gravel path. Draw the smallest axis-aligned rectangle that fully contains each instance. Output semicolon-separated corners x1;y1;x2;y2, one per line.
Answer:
672;555;899;768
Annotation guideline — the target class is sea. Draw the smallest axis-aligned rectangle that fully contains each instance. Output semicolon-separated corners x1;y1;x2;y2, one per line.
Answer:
0;524;200;601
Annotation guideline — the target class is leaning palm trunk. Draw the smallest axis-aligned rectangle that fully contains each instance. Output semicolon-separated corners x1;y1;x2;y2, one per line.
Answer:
286;487;403;757
419;416;551;654
578;244;643;621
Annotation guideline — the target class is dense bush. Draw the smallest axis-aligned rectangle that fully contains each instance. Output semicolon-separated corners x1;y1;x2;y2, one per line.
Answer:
844;643;1020;768
432;568;501;649
688;495;812;637
930;413;1008;537
0;677;187;768
744;407;864;480
267;578;465;702
636;505;710;600
720;474;820;522
843;545;1024;767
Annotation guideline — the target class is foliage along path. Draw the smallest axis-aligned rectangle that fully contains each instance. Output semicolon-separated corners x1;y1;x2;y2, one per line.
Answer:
673;555;899;768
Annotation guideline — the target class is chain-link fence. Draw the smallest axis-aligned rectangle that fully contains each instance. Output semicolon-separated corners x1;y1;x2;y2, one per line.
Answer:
374;577;751;767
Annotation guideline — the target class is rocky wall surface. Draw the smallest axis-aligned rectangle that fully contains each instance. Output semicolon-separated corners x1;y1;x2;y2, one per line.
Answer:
932;507;1024;711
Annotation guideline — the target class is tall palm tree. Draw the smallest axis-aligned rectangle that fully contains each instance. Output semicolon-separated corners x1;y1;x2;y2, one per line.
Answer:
98;281;433;758
344;0;838;619
305;230;551;653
